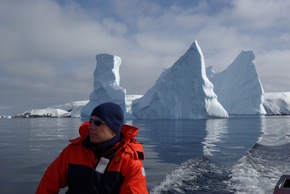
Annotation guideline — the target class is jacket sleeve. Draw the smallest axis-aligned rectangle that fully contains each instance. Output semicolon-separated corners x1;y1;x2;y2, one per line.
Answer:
120;158;148;194
36;147;69;194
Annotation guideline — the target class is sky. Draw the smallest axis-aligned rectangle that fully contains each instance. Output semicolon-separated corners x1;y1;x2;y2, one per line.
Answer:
0;0;290;115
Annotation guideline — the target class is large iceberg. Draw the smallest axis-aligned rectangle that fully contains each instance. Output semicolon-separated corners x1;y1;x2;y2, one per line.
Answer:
207;51;266;115
80;54;126;120
132;41;228;119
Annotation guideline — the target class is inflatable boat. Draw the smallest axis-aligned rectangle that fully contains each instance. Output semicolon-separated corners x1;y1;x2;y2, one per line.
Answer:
274;174;290;194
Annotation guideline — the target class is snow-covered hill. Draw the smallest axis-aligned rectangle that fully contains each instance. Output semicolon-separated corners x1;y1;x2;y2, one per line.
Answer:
9;95;142;119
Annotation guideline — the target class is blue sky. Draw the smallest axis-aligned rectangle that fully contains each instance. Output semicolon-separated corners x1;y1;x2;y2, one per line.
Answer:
0;0;290;115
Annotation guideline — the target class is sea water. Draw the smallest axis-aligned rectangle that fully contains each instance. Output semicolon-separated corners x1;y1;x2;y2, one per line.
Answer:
0;116;289;194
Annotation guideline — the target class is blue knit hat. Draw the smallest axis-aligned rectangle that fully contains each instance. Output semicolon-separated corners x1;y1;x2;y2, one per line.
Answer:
90;102;124;135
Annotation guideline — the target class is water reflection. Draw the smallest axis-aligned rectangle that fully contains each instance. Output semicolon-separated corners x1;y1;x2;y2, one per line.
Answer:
258;116;290;146
132;119;208;190
133;117;263;166
0;118;79;194
203;119;229;156
29;118;81;139
202;117;262;165
133;119;207;164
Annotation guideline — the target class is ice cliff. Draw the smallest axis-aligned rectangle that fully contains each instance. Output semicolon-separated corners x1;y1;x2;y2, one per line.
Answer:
131;41;228;119
80;54;126;120
263;92;290;115
207;51;266;115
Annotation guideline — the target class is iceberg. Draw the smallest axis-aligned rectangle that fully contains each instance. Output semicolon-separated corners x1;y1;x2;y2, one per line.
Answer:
12;101;88;118
80;54;126;120
9;97;142;119
14;108;69;118
132;41;228;119
51;100;88;117
263;92;290;115
207;51;266;115
3;41;290;119
124;95;143;119
10;92;289;119
0;115;12;119
51;100;88;111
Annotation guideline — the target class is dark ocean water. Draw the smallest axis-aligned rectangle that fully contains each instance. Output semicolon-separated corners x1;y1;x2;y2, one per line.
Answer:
0;116;289;194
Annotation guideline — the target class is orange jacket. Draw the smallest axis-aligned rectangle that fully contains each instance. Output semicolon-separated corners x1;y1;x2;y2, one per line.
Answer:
36;122;148;194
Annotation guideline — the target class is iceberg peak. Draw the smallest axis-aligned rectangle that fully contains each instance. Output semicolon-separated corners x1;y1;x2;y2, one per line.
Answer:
132;41;228;119
81;54;126;120
207;50;266;115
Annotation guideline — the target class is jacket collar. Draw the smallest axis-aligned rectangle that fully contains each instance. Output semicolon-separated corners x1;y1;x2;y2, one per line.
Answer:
69;122;139;144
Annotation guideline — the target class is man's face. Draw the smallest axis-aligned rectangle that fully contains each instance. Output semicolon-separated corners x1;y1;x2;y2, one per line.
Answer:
88;116;116;144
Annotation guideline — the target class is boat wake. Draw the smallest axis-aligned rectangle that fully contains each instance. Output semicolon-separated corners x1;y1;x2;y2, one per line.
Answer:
150;157;233;194
150;143;290;194
228;143;290;194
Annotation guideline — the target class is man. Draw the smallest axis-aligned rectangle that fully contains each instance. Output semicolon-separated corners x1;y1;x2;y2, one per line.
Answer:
36;102;148;194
